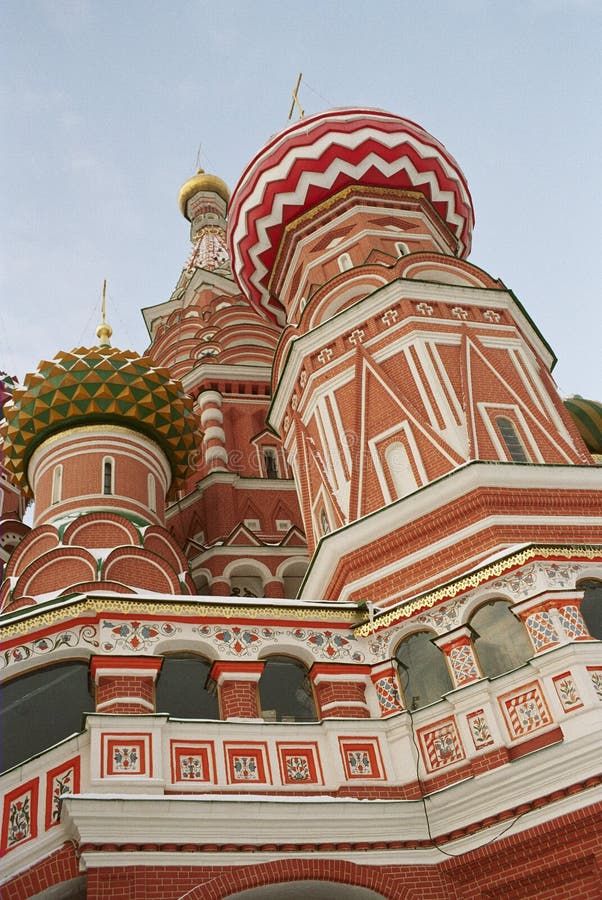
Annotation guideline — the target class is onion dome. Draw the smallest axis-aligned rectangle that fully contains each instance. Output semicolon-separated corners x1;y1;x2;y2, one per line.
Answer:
228;107;474;325
178;168;230;220
564;396;602;455
1;346;200;499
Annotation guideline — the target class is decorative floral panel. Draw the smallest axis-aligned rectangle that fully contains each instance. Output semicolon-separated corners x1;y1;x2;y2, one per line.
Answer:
466;709;495;750
417;717;465;773
552;672;583;713
498;681;552;740
45;757;80;829
224;743;271;785
170;742;216;784
587;667;602;701
102;733;152;777
338;738;384;780
277;743;323;785
1;778;39;853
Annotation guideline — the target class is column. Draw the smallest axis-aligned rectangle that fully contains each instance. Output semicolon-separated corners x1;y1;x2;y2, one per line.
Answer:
370;660;405;717
309;663;372;718
513;590;592;655
210;661;264;719
433;625;482;689
91;656;162;714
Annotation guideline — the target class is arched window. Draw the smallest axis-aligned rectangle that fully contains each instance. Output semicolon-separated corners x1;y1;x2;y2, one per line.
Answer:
155;655;219;719
496;417;529;463
395;631;453;710
259;656;317;722
385;441;418;498
577;579;602;639
337;252;353;272
147;473;156;513
102;457;114;495
1;662;94;772
471;600;532;677
395;241;410;257
51;464;63;505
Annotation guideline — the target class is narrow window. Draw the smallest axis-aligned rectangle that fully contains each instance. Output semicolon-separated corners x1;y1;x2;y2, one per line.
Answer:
259;656;317;722
395;241;409;257
337;252;353;272
319;508;331;535
385;442;418;498
263;447;279;479
102;458;114;495
148;473;156;513
51;465;63;505
496;417;529;463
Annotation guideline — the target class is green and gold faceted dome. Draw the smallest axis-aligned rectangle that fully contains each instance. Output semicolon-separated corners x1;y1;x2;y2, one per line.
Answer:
1;345;201;499
564;396;602;457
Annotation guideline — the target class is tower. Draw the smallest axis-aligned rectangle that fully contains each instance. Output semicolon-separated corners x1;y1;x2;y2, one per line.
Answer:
1;109;601;900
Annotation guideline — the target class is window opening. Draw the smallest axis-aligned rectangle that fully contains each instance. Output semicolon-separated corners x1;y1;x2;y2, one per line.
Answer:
259;656;317;722
319;508;331;535
148;473;156;512
51;465;63;505
337;252;353;272
263;447;279;479
395;631;453;710
156;655;219;720
496;417;529;463
471;600;532;677
578;580;602;639
102;458;114;495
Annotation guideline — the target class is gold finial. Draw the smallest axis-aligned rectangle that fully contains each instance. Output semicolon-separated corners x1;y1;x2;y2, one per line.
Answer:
96;279;113;347
288;72;304;121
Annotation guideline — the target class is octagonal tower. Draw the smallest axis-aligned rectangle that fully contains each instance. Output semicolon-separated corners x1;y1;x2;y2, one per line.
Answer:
228;108;599;603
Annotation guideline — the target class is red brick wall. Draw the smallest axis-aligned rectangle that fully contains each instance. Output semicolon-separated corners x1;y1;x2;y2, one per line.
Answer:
219;679;260;719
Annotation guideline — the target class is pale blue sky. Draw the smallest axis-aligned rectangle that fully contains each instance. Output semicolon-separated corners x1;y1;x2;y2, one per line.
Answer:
1;0;600;398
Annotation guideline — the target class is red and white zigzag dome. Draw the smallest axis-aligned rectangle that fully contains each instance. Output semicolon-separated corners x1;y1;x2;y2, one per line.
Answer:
228;107;475;325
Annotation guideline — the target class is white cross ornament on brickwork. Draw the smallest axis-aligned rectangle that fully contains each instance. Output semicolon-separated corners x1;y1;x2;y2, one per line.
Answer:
318;347;333;364
451;306;469;320
381;309;398;326
348;329;365;345
483;309;501;323
416;302;433;316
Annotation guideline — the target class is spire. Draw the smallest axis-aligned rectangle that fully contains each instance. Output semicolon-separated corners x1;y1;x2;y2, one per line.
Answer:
178;169;231;275
96;279;113;347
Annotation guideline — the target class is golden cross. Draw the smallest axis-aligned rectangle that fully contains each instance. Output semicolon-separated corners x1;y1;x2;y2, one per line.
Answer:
288;72;304;121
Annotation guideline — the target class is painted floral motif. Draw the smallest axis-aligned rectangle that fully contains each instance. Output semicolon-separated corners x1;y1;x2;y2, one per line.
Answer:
232;755;259;781
286;755;311;781
7;792;31;848
590;669;602;701
1;625;98;670
50;767;75;825
367;633;389;661
415;597;468;632
290;628;364;662
196;624;275;656
491;564;538;598
502;684;551;739
553;674;581;712
543;563;581;587
467;710;494;748
102;620;179;652
180;755;204;780
112;745;140;772
419;718;465;771
347;750;373;776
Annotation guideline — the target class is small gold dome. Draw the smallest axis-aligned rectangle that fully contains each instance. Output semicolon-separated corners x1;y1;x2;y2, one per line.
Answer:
178;169;230;219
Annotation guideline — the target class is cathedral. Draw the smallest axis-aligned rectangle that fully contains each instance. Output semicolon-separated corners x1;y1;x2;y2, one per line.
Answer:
1;107;601;899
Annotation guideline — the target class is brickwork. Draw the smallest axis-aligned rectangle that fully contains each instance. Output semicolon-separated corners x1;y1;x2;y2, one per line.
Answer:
219;680;261;719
